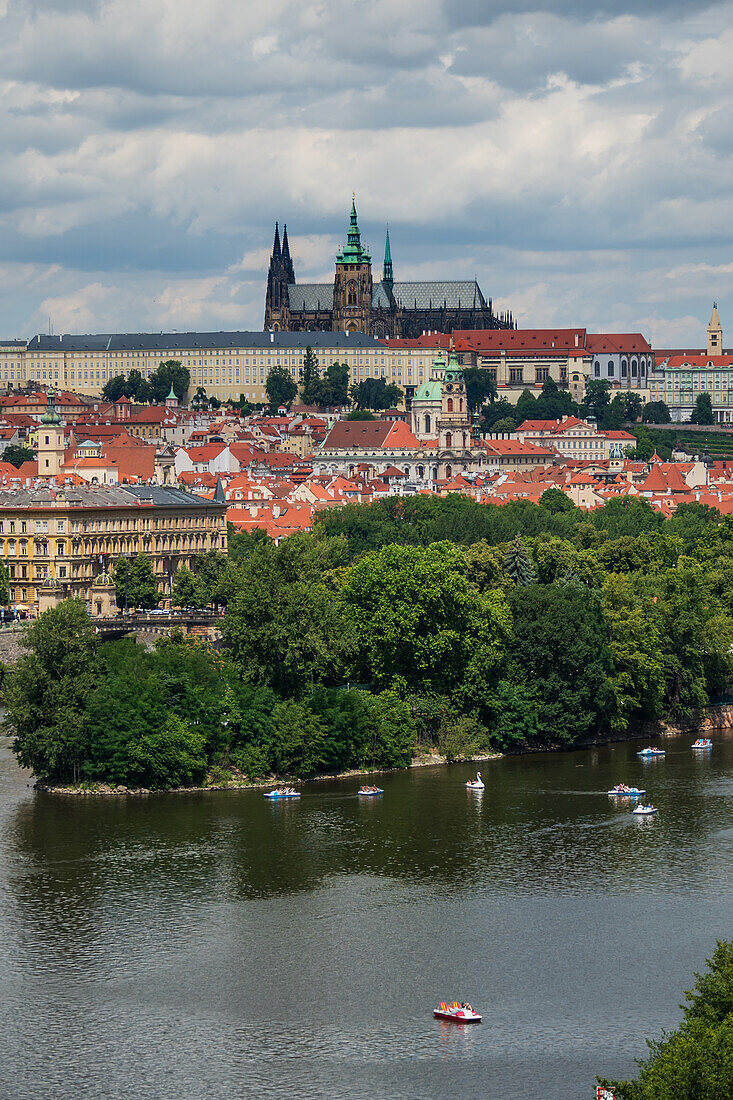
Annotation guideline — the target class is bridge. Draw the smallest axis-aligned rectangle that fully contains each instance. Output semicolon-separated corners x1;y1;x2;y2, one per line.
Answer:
92;611;224;642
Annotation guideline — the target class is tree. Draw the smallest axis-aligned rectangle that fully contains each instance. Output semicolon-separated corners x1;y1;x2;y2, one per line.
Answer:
503;535;536;586
690;392;715;425
349;377;403;410
222;534;354;696
534;377;578;421
125;714;207;789
507;584;613;744
191;386;208;409
3;599;98;783
171;566;201;608
539;487;575;514
299;346;320;404
323;361;350;406
583;379;612;425
0;559;9;604
490;417;518;434
265;365;297;411
599;942;733;1100
3;444;36;468
463;367;497;412
113;554;159;609
643;400;672;424
340;541;511;695
346;409;376;421
514;389;537;424
102;374;128;402
482;398;518;432
150;360;190;403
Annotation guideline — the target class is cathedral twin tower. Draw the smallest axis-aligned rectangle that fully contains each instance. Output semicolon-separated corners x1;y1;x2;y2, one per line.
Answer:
264;198;512;338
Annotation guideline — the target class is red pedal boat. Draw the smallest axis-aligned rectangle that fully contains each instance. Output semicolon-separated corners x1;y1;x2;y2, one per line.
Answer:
433;1001;482;1023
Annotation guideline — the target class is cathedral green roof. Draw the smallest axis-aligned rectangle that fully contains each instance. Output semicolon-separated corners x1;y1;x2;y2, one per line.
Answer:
336;197;371;265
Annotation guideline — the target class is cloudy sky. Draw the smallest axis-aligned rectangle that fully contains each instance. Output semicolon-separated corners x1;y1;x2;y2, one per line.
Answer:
1;0;732;344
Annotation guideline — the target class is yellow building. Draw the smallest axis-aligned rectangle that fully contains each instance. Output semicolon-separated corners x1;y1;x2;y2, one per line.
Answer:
0;485;227;612
13;331;447;406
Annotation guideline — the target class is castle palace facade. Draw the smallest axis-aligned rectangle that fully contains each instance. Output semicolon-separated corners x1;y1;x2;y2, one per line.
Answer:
264;199;513;339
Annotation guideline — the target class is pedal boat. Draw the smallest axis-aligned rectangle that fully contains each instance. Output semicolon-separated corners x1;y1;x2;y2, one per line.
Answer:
692;738;713;750
358;786;383;796
264;788;301;800
632;804;658;816
434;1001;482;1023
466;772;485;790
608;785;645;797
637;747;665;757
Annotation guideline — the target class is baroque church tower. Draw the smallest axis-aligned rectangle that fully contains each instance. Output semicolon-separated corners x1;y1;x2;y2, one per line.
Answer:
264;223;295;330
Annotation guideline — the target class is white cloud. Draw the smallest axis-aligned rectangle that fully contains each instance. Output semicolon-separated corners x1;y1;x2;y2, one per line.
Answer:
0;0;730;343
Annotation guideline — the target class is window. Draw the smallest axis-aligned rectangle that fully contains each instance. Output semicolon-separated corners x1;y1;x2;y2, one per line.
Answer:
608;363;615;378
509;368;523;383
621;360;628;378
594;361;601;378
536;368;549;382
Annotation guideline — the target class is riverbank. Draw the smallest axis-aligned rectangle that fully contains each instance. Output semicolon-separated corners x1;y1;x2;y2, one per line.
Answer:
33;750;502;797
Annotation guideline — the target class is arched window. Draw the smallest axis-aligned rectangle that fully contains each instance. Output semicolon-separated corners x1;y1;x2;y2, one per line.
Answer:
621;360;628;378
640;360;646;377
445;431;452;448
594;361;601;377
631;359;638;377
445;465;452;479
417;465;425;478
462;432;467;447
608;362;615;378
447;398;453;412
347;281;357;306
424;413;431;434
459;398;463;412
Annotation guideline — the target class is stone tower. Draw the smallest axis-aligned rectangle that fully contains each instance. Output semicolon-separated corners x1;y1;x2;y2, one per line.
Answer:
332;197;373;332
707;302;723;356
38;388;65;478
438;350;470;451
264;223;295;330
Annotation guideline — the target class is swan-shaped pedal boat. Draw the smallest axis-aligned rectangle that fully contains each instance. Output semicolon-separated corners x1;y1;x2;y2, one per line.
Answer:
264;788;301;800
434;1001;482;1023
466;772;485;790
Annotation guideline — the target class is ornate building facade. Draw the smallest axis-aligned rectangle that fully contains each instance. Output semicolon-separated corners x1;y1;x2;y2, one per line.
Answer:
264;199;513;338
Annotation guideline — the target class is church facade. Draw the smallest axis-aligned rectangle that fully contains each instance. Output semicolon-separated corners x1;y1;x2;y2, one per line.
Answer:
264;200;513;339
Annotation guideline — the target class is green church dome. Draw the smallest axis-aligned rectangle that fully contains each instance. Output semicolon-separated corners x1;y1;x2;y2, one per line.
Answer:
413;379;443;401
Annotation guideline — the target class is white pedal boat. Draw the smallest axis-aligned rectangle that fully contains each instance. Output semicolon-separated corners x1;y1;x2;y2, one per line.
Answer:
264;788;301;800
632;804;658;816
692;738;713;750
637;747;665;757
434;1001;482;1023
358;786;383;796
608;786;645;797
466;772;485;790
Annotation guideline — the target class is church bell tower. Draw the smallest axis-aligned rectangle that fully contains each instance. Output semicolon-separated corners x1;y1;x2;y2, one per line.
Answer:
332;196;373;332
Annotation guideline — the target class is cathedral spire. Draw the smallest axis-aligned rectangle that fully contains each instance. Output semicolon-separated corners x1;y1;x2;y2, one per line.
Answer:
272;222;281;259
281;224;295;282
383;226;393;287
336;194;371;265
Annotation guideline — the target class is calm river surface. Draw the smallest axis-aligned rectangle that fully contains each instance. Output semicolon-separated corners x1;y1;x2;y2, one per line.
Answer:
1;735;732;1099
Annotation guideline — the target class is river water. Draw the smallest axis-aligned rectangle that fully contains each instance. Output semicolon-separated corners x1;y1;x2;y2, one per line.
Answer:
0;735;731;1100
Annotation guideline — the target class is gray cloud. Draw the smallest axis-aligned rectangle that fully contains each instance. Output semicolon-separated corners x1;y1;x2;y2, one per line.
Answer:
0;0;732;345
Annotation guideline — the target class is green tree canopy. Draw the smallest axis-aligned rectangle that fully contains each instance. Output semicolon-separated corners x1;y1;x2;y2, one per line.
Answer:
463;367;497;413
642;400;671;424
599;942;733;1100
349;377;403;410
113;554;159;609
3;444;36;469
3;600;98;783
690;392;715;425
339;541;511;695
266;365;297;411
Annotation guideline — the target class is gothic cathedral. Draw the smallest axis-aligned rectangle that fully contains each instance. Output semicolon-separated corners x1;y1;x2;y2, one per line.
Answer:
264;198;513;338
